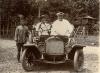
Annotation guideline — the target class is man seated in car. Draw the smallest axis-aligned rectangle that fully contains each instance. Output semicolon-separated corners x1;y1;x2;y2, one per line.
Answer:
51;12;74;42
35;15;51;41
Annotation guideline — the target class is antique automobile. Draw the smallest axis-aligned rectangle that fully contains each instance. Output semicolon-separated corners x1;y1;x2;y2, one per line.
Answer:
21;31;85;72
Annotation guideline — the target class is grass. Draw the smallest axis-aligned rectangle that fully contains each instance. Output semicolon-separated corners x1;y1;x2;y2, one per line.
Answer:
74;35;99;46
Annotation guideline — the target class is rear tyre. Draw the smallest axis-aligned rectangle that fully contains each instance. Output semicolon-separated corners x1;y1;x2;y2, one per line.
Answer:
74;49;84;71
22;49;38;71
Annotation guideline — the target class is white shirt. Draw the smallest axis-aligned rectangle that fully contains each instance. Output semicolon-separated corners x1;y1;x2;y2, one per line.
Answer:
35;22;51;35
51;19;74;37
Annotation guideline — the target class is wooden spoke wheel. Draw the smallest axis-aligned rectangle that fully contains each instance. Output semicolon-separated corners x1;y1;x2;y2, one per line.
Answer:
74;49;84;71
22;49;38;71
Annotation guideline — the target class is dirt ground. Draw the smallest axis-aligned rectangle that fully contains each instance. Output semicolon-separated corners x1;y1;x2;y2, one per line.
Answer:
0;36;99;73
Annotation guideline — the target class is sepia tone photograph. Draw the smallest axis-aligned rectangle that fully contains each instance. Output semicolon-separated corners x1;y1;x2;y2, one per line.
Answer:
0;0;99;73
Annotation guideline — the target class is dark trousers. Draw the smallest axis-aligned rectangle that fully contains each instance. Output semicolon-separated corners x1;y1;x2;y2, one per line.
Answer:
16;43;24;62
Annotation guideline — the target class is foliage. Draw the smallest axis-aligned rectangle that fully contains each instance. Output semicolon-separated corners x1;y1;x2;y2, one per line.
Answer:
0;0;99;38
0;0;99;24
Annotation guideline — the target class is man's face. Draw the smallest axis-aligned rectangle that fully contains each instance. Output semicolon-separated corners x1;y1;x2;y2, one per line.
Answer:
20;19;25;26
41;18;47;23
58;15;63;21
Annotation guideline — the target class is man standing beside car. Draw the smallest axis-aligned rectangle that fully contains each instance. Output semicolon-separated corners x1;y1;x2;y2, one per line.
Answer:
15;14;29;62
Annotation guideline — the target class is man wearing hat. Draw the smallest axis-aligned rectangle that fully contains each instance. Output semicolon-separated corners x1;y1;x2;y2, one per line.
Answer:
35;15;51;36
51;12;74;37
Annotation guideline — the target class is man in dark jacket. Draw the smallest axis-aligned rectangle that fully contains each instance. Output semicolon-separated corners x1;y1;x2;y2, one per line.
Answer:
15;14;29;62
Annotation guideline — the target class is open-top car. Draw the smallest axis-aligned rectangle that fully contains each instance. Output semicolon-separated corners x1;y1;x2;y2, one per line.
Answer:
21;31;85;72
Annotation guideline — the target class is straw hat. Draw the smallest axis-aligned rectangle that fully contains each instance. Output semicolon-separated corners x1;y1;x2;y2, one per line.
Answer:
83;16;96;20
56;12;64;16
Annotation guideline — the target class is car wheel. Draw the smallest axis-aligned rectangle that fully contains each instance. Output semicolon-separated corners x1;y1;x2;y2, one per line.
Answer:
73;49;84;71
22;49;38;71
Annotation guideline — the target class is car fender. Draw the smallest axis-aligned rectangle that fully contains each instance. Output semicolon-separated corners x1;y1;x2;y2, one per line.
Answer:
72;44;86;50
23;43;38;49
23;43;41;59
68;44;85;60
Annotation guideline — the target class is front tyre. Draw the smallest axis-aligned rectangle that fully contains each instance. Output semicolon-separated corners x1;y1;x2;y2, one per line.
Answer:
74;49;84;71
22;49;38;71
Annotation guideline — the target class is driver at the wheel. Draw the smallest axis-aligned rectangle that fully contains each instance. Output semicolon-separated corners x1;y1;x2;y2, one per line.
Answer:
51;12;74;59
51;12;74;37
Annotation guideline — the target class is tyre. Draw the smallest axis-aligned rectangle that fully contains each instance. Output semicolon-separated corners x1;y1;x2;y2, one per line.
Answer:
22;49;38;71
73;49;84;71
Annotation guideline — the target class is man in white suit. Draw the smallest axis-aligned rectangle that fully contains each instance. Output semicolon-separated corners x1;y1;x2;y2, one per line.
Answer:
51;12;75;59
51;12;74;37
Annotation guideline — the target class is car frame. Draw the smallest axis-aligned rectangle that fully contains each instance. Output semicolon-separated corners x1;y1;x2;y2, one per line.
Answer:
21;32;85;72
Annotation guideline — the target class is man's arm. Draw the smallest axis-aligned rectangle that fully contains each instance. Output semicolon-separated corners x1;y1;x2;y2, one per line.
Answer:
26;26;29;38
14;27;19;41
51;22;58;35
35;23;41;31
66;22;74;37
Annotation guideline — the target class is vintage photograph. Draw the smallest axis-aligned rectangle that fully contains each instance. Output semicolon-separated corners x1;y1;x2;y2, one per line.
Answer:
0;0;99;73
